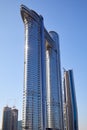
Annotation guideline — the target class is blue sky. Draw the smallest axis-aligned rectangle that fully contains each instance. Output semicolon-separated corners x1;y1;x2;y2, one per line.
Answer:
0;0;87;130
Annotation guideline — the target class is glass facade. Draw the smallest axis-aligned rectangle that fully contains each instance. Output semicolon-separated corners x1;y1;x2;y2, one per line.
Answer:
2;107;12;130
46;47;60;129
21;7;43;130
45;31;64;130
21;5;64;130
69;71;78;130
63;70;78;130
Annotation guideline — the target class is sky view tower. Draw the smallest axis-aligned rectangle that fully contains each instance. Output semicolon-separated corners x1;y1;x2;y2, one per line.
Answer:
21;4;64;130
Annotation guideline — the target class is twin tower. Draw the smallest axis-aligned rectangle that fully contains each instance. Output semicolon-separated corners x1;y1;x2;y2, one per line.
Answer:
21;5;64;130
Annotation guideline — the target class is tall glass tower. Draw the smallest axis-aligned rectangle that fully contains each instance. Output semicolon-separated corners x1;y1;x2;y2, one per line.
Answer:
21;5;64;130
21;5;44;130
63;69;78;130
45;31;63;130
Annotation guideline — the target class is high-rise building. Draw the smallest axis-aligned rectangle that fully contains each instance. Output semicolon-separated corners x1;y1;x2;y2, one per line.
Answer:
2;106;18;130
2;106;12;130
12;107;18;130
63;69;78;130
20;4;64;130
45;31;63;130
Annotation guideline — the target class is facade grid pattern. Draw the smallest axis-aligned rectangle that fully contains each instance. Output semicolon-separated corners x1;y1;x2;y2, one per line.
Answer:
21;5;64;130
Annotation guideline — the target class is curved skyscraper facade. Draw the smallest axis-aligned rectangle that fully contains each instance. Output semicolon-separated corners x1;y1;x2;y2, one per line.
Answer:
46;31;63;130
21;5;44;130
21;5;64;130
63;69;78;130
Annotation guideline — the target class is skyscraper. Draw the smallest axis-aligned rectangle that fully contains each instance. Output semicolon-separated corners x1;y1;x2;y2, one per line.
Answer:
2;106;18;130
63;69;78;130
20;5;64;130
2;106;12;130
12;107;18;130
21;5;44;130
45;31;63;130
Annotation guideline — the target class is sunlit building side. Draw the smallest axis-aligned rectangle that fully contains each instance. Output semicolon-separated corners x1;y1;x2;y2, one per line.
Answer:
63;69;78;130
45;31;63;130
21;5;45;130
21;4;64;130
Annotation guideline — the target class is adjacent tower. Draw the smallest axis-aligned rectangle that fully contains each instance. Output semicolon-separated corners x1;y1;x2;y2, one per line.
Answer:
45;31;63;130
63;69;78;130
2;106;18;130
12;108;18;130
2;106;12;130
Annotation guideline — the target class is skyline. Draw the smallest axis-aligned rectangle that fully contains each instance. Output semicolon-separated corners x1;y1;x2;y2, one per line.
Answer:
0;1;87;130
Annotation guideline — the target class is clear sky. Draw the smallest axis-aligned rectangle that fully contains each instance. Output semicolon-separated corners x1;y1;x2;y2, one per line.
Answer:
0;0;87;130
